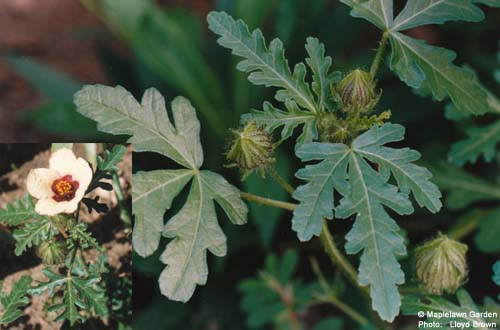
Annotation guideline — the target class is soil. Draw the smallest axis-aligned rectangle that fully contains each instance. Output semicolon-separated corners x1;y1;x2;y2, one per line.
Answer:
0;144;132;330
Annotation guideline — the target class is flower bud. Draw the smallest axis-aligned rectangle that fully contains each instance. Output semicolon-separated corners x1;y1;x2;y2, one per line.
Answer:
37;240;67;265
335;69;377;112
414;234;468;295
226;122;273;178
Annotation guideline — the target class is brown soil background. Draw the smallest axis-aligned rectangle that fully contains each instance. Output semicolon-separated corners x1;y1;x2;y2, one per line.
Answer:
0;144;132;329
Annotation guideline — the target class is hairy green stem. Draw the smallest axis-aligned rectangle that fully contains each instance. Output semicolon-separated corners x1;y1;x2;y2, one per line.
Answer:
447;209;487;241
369;31;390;79
240;192;297;211
267;167;295;195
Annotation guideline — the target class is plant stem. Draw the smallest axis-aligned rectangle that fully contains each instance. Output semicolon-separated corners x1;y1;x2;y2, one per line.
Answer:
112;171;132;229
240;192;297;211
369;31;390;79
319;219;366;296
267;167;295;195
310;258;370;326
447;209;486;241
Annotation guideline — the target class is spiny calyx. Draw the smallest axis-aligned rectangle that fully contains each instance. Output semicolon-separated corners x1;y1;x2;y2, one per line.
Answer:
415;233;468;295
226;121;274;179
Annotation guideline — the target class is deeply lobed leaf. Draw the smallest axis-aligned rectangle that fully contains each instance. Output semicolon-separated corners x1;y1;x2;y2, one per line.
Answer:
75;86;203;169
13;217;58;256
207;11;318;113
0;194;42;226
293;123;441;321
389;32;490;115
159;171;247;302
0;276;32;325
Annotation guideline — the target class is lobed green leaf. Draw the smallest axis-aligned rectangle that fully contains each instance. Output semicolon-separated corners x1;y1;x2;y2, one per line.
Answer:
340;0;393;30
0;194;42;227
207;11;318;113
0;276;32;325
448;119;500;166
75;85;203;169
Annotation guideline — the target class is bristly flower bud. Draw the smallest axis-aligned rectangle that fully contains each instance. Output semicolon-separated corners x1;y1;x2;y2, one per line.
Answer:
37;240;67;265
226;121;274;179
334;69;379;113
414;233;468;295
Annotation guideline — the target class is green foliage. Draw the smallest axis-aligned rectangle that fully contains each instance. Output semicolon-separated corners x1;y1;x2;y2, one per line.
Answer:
242;100;317;146
493;261;500;299
449;114;500;166
13;217;58;256
474;207;500;253
0;276;32;325
341;0;496;115
239;250;315;330
313;317;344;330
431;162;500;210
86;144;128;194
75;85;248;303
0;194;42;226
208;11;318;113
402;289;497;328
293;123;441;321
29;268;107;326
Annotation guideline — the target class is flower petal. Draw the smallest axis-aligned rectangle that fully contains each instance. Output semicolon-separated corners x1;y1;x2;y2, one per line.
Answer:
27;169;60;199
49;148;77;175
71;158;93;201
35;198;69;216
63;199;80;213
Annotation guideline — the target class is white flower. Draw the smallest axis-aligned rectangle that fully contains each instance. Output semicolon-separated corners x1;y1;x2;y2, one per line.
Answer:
26;148;92;216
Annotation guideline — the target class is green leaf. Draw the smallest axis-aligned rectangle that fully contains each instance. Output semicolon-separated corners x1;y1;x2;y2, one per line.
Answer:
402;289;492;328
159;171;247;302
475;207;500;253
340;0;393;30
337;152;410;322
293;143;349;241
353;123;442;213
0;194;41;226
207;11;318;113
13;217;58;256
448;119;500;165
242;100;317;146
132;169;194;257
4;55;81;102
75;85;203;169
305;37;338;112
0;276;31;325
239;250;314;330
431;162;500;209
29;269;106;326
293;123;440;321
98;144;127;171
392;0;484;31
389;32;490;115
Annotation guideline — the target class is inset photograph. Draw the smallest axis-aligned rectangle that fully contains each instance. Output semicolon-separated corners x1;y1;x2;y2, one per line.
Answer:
0;143;131;329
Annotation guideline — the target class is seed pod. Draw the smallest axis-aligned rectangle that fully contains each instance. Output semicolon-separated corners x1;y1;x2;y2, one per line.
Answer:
414;234;468;295
335;69;377;112
226;122;273;177
37;240;67;265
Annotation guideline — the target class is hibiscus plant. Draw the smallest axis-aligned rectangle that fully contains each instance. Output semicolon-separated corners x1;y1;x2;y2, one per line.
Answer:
70;2;500;328
0;144;131;328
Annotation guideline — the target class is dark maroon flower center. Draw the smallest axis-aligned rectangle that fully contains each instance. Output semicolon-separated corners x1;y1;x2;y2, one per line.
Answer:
51;175;79;202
